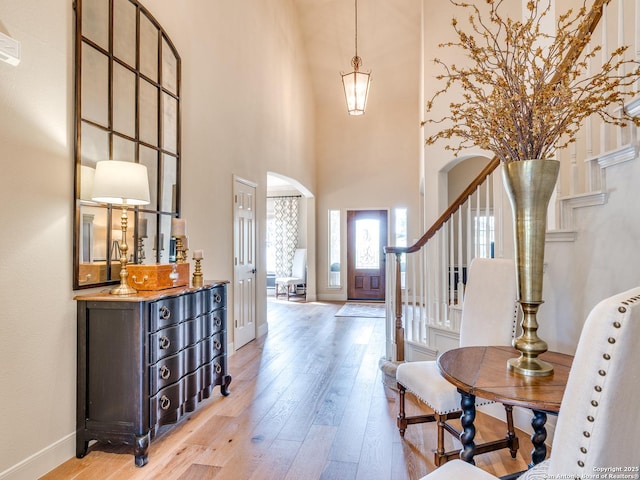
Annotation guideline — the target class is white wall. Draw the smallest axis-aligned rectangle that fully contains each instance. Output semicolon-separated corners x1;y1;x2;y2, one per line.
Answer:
542;157;640;355
0;0;315;478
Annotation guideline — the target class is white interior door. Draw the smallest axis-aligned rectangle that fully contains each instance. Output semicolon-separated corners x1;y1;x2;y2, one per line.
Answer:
233;177;257;349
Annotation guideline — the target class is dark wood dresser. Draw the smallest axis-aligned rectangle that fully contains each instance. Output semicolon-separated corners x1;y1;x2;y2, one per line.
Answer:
75;281;231;466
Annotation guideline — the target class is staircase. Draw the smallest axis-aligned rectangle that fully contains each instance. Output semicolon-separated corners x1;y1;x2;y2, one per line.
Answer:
384;0;640;363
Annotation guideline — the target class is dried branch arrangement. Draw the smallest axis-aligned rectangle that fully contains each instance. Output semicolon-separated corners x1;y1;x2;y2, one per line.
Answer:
424;0;640;163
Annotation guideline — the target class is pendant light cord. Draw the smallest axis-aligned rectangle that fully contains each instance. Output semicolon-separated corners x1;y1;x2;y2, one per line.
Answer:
354;0;358;59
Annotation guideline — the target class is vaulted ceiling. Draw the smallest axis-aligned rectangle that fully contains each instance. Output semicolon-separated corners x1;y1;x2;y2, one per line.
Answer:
292;0;422;109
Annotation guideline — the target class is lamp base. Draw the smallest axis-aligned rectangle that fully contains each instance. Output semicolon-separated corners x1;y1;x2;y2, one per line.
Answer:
507;356;554;377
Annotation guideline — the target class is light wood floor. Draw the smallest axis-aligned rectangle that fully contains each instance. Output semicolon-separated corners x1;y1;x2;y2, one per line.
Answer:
42;298;535;480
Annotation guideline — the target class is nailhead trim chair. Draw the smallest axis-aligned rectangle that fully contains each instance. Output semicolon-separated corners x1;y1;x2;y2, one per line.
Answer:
417;286;640;479
396;258;520;466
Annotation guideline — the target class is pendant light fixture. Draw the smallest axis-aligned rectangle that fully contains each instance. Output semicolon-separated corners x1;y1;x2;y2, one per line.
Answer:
341;0;371;115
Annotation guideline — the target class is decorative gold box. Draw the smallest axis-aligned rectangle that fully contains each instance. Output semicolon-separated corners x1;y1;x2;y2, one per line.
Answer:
126;263;190;291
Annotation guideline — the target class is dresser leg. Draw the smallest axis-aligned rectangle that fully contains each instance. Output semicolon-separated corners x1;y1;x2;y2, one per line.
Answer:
134;432;150;467
221;374;232;396
459;389;476;465
76;438;88;458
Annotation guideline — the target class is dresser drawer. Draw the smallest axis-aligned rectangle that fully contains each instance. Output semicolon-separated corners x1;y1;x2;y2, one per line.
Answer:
150;381;184;427
202;332;225;364
183;369;201;413
203;310;225;337
150;323;184;363
202;355;226;386
210;285;226;310
184;316;201;346
189;290;207;318
149;296;184;332
150;352;184;395
184;342;202;374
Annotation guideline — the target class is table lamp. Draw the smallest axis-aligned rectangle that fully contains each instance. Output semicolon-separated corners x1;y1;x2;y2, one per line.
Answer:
92;160;150;295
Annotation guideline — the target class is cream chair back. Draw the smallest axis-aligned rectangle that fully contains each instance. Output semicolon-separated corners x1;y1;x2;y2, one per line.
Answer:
546;287;640;476
291;248;306;280
459;258;518;348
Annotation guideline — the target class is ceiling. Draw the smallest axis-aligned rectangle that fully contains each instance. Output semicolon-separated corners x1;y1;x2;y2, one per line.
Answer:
292;0;422;107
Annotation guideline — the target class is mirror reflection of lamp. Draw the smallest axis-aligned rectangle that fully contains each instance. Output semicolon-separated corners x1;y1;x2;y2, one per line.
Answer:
91;160;150;295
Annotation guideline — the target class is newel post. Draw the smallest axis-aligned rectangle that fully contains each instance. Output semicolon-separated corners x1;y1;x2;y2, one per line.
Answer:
395;252;404;362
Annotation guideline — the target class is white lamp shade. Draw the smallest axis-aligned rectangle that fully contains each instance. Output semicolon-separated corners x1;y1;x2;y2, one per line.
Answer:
91;160;151;206
342;70;371;115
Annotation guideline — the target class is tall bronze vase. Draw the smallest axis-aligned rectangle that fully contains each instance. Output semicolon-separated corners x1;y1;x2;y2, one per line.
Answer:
503;159;560;377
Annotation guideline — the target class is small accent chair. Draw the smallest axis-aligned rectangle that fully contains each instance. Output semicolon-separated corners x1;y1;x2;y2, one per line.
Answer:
396;257;520;466
275;248;307;300
417;286;640;479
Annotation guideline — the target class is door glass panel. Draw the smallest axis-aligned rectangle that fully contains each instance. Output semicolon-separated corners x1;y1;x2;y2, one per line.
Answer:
355;219;379;269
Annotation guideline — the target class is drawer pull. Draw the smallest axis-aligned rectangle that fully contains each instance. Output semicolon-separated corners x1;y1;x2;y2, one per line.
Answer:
214;363;222;374
214;339;222;351
160;365;171;380
214;316;222;327
214;292;222;303
159;336;171;349
160;305;171;320
160;395;171;410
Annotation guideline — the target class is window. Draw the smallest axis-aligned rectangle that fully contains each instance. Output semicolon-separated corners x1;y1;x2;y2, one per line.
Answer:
395;208;407;289
328;209;341;287
474;212;495;258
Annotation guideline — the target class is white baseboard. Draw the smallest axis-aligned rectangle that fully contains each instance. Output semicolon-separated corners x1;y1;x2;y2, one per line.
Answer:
0;432;75;480
317;292;346;302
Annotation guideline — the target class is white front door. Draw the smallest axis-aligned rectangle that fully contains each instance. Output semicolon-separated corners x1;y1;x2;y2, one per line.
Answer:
233;177;257;349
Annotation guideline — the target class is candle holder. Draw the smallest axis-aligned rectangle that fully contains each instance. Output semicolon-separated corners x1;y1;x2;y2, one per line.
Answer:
175;236;186;263
192;258;203;288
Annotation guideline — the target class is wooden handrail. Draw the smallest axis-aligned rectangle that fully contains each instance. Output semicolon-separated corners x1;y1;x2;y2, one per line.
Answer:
550;0;611;86
386;156;500;255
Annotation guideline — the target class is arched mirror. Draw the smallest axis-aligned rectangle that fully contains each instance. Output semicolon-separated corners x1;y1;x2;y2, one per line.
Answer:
74;0;181;289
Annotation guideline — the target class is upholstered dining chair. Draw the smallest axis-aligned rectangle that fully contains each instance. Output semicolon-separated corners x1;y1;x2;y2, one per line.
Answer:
275;248;307;300
417;286;640;479
396;257;520;466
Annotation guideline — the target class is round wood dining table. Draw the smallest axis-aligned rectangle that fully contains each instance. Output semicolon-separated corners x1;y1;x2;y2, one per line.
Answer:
437;345;573;466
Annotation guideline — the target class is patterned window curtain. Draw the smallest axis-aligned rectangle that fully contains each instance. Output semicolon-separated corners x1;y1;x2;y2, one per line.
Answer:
274;196;300;277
